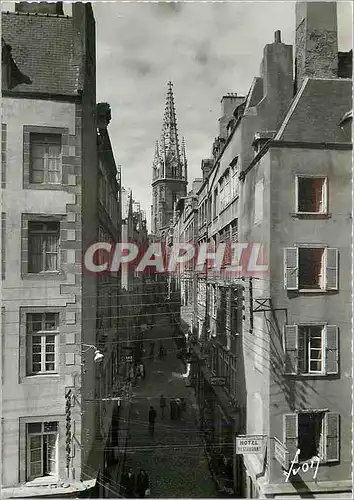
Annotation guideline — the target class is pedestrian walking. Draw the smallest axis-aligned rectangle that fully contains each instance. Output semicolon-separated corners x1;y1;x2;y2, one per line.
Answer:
121;467;135;498
140;362;145;379
148;405;157;436
159;342;164;358
136;469;150;498
149;342;155;358
170;398;177;420
159;394;166;418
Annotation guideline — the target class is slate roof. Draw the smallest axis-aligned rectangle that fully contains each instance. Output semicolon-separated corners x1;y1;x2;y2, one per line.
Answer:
275;78;353;143
2;11;82;96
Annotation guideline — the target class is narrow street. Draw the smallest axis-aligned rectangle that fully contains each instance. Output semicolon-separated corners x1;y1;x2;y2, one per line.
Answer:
122;315;217;498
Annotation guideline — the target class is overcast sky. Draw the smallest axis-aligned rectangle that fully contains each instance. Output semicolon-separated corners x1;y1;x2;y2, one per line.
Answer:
3;1;353;229
92;1;352;229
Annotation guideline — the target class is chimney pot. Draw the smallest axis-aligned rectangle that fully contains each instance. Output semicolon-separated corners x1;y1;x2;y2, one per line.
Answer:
274;30;281;43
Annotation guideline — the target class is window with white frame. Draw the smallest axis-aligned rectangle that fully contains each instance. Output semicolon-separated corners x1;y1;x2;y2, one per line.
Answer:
29;134;62;185
224;169;231;206
27;421;58;480
283;324;338;375
283;411;339;463
296;176;328;214
254;179;263;224
284;246;338;291
27;313;59;375
28;222;60;273
210;285;216;318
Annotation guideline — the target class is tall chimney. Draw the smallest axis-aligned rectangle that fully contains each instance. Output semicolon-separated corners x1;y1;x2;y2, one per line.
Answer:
201;159;213;181
258;30;293;130
295;2;338;91
218;94;244;140
15;2;64;15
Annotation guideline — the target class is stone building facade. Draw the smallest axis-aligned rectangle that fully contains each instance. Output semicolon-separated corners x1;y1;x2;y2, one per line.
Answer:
176;2;352;498
1;3;121;497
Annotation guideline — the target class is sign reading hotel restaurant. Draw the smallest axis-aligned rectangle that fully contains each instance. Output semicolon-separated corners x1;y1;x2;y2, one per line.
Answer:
210;376;226;386
274;437;290;470
235;435;266;455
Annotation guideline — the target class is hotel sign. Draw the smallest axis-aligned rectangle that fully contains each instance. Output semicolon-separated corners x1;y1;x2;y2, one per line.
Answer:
235;435;266;455
274;437;290;470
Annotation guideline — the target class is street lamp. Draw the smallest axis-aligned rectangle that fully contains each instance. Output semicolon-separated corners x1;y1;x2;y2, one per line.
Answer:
82;344;104;363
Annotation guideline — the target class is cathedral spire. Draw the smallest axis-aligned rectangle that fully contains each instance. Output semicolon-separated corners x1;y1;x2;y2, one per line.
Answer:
160;81;181;170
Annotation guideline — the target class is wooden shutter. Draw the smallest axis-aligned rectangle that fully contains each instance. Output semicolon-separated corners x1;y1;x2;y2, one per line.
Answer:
284;248;298;290
283;414;298;462
283;325;298;374
323;412;339;462
325;325;338;375
325;248;338;291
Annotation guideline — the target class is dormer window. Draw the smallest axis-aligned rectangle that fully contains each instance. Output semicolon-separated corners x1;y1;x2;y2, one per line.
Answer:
2;38;32;91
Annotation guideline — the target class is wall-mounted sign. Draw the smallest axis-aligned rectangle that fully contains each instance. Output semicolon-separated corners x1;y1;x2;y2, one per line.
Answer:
235;435;266;455
210;376;226;386
125;355;133;363
274;437;290;470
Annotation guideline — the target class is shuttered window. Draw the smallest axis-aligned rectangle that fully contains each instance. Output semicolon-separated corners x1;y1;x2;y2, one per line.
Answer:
284;247;338;291
283;324;338;375
283;411;339;463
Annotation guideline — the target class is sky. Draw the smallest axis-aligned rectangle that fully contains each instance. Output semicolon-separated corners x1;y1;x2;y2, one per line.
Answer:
2;1;353;230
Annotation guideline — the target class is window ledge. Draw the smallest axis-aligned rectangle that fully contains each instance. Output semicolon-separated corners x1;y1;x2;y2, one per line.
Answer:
24;184;65;191
23;272;64;281
297;289;329;293
25;373;60;379
290;212;331;219
25;477;58;487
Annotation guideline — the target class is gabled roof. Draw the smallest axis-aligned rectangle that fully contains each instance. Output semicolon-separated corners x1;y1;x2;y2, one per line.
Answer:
275;78;352;143
2;12;82;95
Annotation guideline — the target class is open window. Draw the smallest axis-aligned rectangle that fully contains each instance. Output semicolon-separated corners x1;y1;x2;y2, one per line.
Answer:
295;176;328;214
283;324;338;375
284;247;338;291
283;411;339;463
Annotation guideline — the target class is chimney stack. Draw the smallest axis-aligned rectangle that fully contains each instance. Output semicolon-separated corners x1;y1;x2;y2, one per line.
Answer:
201;159;213;181
274;30;281;43
15;2;64;15
258;30;293;130
218;94;245;140
295;2;338;91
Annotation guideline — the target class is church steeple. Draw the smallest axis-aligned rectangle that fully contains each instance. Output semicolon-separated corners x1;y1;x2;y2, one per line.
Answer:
151;82;188;236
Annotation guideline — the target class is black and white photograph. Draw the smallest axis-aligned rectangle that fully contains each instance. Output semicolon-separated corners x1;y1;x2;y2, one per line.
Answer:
0;0;353;498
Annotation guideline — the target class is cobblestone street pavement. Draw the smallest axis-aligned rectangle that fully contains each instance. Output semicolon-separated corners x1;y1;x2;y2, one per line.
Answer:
122;316;217;498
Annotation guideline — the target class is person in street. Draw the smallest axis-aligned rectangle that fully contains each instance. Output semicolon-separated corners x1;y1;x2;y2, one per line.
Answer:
140;362;145;379
159;342;164;358
136;469;150;498
149;342;155;358
148;405;157;436
159;394;166;418
121;467;135;498
170;398;177;420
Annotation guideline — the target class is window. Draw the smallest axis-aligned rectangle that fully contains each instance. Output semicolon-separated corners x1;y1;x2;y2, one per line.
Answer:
28;222;60;273
283;324;338;376
27;313;59;374
230;287;242;335
284;247;338;291
30;134;62;185
210;285;216;318
172;192;177;209
283;411;339;463
213;188;218;219
27;421;58;480
254;179;263;224
296;176;328;214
